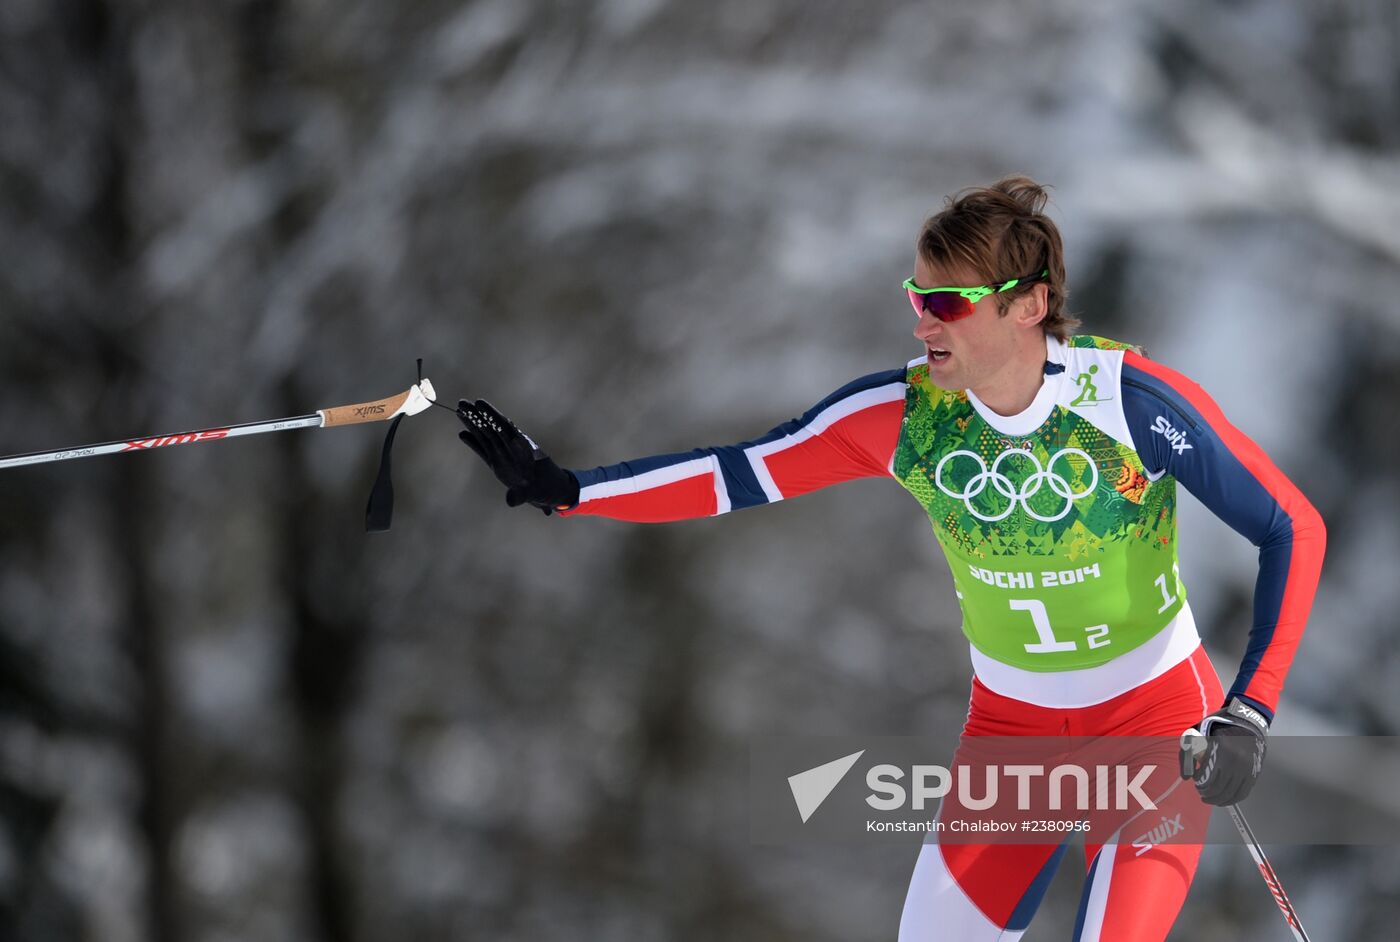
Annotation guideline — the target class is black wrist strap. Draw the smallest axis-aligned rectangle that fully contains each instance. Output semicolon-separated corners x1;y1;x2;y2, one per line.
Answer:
365;412;406;532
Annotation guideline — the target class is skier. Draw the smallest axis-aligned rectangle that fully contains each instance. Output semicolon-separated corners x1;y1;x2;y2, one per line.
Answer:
456;176;1326;940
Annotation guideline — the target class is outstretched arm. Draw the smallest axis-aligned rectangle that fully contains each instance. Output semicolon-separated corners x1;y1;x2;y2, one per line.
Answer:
1121;350;1326;722
565;368;907;522
460;368;908;523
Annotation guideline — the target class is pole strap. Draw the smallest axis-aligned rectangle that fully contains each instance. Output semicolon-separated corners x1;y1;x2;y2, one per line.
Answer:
365;413;406;532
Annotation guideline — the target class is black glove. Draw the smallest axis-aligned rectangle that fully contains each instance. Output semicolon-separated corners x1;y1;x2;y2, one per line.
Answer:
1179;698;1269;806
457;399;579;515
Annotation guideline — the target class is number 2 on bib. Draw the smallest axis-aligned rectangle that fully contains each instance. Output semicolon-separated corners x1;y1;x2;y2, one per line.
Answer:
1009;598;1111;654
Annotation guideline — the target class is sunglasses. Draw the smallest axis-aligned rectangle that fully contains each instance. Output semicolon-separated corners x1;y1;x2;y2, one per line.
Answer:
903;269;1049;322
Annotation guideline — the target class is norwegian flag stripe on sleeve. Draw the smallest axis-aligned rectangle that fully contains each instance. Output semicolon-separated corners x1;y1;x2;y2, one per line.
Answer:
564;368;907;524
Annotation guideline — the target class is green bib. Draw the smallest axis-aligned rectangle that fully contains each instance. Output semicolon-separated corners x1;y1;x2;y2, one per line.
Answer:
893;337;1185;671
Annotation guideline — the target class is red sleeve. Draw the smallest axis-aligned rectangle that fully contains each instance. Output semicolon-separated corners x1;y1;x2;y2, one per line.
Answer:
563;369;907;523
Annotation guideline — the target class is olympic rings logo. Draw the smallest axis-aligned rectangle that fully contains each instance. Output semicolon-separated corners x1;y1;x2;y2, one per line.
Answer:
933;447;1098;522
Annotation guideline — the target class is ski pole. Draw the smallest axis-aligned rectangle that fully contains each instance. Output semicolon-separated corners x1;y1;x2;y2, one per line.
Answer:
1181;728;1313;941
0;379;439;470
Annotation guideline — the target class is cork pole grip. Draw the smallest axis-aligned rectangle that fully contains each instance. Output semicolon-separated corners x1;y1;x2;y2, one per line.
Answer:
318;390;411;427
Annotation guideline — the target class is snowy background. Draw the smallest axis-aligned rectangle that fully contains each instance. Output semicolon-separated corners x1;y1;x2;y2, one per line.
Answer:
2;0;1398;939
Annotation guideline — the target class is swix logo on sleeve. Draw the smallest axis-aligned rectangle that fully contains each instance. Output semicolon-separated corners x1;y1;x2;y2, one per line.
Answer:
122;430;229;451
1150;416;1192;454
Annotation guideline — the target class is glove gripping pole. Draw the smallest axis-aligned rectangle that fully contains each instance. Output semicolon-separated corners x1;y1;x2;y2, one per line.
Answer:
1180;729;1312;942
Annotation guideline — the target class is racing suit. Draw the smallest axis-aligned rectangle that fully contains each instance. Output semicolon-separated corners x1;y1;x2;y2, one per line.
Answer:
562;334;1325;940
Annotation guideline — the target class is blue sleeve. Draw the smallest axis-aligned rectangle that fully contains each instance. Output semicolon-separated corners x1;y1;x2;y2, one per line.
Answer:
1121;353;1325;720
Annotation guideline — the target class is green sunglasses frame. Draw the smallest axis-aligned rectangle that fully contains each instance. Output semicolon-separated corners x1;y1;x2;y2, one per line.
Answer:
902;269;1050;304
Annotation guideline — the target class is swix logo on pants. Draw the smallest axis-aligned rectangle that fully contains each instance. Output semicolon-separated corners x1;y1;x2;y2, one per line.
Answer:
122;430;229;451
1131;812;1185;856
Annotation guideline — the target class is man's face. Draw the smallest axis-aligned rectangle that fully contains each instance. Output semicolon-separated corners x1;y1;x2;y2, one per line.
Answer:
909;255;1032;391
